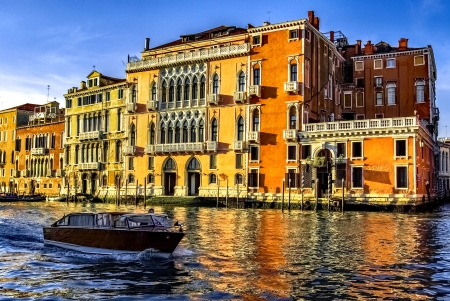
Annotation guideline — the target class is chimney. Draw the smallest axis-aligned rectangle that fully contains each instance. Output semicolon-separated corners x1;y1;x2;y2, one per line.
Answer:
144;38;150;50
73;87;77;93
263;21;270;26
313;16;320;30
330;31;334;43
398;38;408;51
364;40;373;55
355;40;361;55
80;81;86;90
308;11;315;25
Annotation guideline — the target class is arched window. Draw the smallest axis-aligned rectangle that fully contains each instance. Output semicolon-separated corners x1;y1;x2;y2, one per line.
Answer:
212;74;219;94
415;80;425;103
164;158;176;170
238;71;245;92
289;106;297;130
252;110;260;131
190;120;196;142
187;157;200;170
161;81;167;102
75;145;79;164
149;123;155;145
211;118;218;142
290;60;298;81
209;173;217;184
168;79;174;102
387;83;396;105
130;124;136;146
192;77;198;100
103;141;109;162
115;141;122;162
198;119;204;142
237;116;244;141
168;122;173;144
117;109;122;131
131;85;137;103
253;64;261;85
200;76;206;99
182;121;188;142
160;124;166;144
184;78;190;101
175;121;181;143
127;173;135;183
105;110;110;133
102;175;108;187
235;173;243;185
151;83;157;101
176;79;182;102
81;145;86;163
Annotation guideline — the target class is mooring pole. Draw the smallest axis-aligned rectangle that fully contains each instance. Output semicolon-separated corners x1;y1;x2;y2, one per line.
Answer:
282;179;285;212
288;178;291;211
66;177;70;204
135;180;138;207
342;180;345;213
236;184;239;208
118;180;121;206
217;180;220;208
226;179;228;208
315;178;318;212
125;180;128;204
144;178;147;210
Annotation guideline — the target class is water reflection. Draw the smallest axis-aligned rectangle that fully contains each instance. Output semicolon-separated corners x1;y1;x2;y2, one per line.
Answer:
0;202;449;300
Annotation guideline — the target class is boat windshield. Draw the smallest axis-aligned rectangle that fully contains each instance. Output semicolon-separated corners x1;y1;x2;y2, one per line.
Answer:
116;214;171;228
55;214;95;227
96;214;110;227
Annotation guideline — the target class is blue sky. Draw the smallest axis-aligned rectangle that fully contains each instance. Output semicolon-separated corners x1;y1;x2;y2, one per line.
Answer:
1;0;449;135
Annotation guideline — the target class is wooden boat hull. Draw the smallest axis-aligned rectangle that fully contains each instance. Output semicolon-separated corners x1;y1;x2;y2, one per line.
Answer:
43;227;185;258
0;195;46;202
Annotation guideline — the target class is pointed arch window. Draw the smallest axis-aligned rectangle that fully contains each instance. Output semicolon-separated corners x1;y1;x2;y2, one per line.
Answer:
130;124;136;146
169;80;174;102
290;60;298;81
168;122;174;144
160;124;166;144
131;85;137;103
253;64;261;85
75;145;79;164
200;76;206;99
184;78;190;101
164;158;176;170
176;79;182;102
151;83;157;101
182;121;188;142
105;110;110;132
212;74;219;94
192;77;198;99
115;141;122;162
252;110;260;131
198;119;204;142
175;121;181;143
238;71;245;92
187;157;200;170
149;123;155;145
161;81;167;102
117;109;122;131
289;106;297;130
190;120;196;142
211;118;218;142
237;116;244;141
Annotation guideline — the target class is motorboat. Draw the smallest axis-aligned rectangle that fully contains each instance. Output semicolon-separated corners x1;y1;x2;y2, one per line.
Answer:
43;212;185;258
0;193;46;202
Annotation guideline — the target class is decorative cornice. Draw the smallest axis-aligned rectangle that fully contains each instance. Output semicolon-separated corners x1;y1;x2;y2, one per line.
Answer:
352;48;429;61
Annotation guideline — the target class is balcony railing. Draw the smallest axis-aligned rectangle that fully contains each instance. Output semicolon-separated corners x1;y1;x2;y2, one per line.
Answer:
79;162;101;170
233;141;246;151
79;130;101;141
126;103;136;113
284;81;300;93
127;43;251;71
206;141;218;152
247;131;260;142
146;100;157;111
123;146;137;156
31;148;48;156
301;117;421;134
154;143;204;154
233;91;247;103
249;85;260;96
283;129;298;140
207;94;219;105
145;145;156;154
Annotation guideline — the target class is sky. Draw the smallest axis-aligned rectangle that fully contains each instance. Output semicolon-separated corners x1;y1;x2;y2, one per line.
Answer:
0;0;449;135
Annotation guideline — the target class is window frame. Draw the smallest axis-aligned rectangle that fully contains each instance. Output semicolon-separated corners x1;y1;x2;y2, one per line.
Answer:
248;168;259;188
386;58;396;68
343;92;352;108
249;145;259;162
355;61;364;71
394;139;408;159
288;29;299;41
351;141;364;160
395;165;408;189
386;83;396;105
351;165;364;189
374;59;383;69
415;80;425;103
414;55;425;66
287;144;297;162
356;92;364;107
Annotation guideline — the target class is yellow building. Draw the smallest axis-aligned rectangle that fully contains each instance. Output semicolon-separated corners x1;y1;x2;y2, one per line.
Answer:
125;26;251;197
63;71;127;198
0;103;40;193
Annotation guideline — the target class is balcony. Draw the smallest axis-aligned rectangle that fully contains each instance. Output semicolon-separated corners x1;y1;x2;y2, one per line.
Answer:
284;81;300;93
56;169;65;177
233;141;246;151
233;91;247;103
79;162;101;170
127;43;251;71
13;170;20;178
123;146;136;156
31;148;48;156
247;131;260;143
21;170;30;177
145;145;156;154
207;94;219;105
206;141;218;152
154;143;204;154
283;129;298;140
79;130;101;141
146;100;157;111
249;85;260;97
126;102;136;113
299;116;424;138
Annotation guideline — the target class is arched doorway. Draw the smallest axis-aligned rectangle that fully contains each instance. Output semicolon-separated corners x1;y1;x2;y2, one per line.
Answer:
186;157;201;196
163;158;177;195
315;149;332;198
91;173;97;195
81;173;88;194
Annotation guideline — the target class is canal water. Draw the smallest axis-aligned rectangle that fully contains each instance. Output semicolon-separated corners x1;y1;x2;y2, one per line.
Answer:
0;202;449;300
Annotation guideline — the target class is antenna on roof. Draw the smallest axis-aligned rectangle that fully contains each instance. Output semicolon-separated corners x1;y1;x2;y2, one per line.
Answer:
93;65;95;70
267;11;271;22
47;85;50;103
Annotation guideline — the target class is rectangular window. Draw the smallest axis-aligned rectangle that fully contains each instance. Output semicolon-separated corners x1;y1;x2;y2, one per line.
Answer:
352;141;363;159
289;29;298;40
395;140;407;158
356;114;365;120
250;146;259;161
375;92;383;105
290;64;298;81
77;97;82;106
355;61;364;71
15;139;21;152
305;58;310;88
387;85;396;105
248;169;259;188
337;143;346;158
324;45;328;55
305;30;310;41
416;82;425;103
356;92;364;107
253;68;260;85
287;145;297;161
414;55;424;66
386;58;396;68
88;79;93;87
106;91;110;101
352;166;363;188
374;76;383;88
252;35;261;46
374;59;383;69
148;156;154;170
301;145;311;159
344;93;352;108
356;78;364;88
94;78;98;86
396;166;408;189
210;154;217;169
118;89;124;99
236;154;243;169
375;113;384;119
